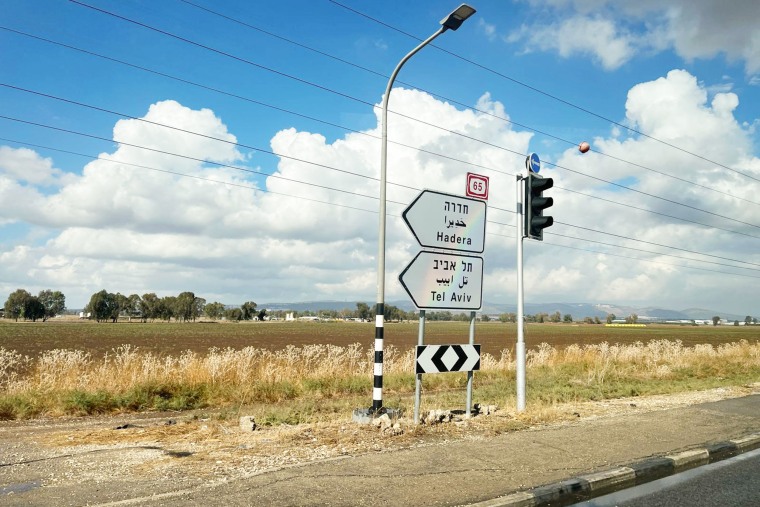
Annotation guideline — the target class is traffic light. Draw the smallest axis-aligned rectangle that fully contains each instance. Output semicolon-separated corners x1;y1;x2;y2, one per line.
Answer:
524;172;554;240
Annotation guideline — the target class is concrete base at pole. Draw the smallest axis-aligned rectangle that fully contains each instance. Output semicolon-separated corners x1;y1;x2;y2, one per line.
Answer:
352;407;402;424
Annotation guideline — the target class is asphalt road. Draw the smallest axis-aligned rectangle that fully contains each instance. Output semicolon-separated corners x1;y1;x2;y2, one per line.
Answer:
575;447;760;507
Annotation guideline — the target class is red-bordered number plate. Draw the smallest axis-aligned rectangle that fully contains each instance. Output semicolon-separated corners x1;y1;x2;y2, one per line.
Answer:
466;173;489;200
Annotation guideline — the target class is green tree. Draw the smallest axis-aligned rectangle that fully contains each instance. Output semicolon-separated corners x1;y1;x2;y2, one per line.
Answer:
549;311;561;323
124;294;142;321
563;314;573;323
712;316;720;326
159;296;176;321
606;313;616;324
204;302;225;320
356;302;371;321
37;290;66;321
257;308;268;322
175;292;198;322
225;307;243;321
745;316;752;325
114;293;129;322
241;301;258;321
22;296;45;322
499;313;516;323
481;314;490;322
86;290;119;323
140;293;160;321
4;289;32;321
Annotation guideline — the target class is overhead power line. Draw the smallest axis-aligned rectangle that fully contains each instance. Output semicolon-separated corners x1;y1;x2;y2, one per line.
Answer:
327;0;760;185
170;3;760;208
6;25;760;241
0;137;379;215
554;220;760;269
5;75;760;238
4;113;759;276
0;26;511;179
62;2;760;211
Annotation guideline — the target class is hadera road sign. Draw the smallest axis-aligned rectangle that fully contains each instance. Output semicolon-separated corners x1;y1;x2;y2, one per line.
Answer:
402;190;486;253
398;251;483;310
416;344;481;374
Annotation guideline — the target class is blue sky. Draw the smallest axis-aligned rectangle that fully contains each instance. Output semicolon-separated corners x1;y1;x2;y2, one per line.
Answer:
1;0;760;316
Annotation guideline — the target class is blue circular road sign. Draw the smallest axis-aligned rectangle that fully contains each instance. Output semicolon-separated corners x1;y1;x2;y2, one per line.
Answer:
526;152;540;173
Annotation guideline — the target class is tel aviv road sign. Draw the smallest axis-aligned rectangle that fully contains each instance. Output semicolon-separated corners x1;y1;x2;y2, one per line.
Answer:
398;251;483;310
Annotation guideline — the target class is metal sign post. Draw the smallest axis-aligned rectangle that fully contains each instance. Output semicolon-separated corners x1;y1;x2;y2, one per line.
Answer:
516;173;527;412
403;188;486;423
466;310;476;417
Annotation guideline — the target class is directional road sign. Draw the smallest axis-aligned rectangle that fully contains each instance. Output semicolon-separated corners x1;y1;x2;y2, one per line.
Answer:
399;251;483;310
402;190;486;253
416;344;481;374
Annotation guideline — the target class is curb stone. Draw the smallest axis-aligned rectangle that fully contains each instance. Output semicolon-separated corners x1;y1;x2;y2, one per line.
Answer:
467;431;760;507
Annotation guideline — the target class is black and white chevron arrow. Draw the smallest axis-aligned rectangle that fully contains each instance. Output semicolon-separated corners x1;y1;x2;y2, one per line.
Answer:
415;344;481;374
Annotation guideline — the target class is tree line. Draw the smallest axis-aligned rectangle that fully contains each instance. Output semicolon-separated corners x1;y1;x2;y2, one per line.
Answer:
83;290;264;323
2;289;66;322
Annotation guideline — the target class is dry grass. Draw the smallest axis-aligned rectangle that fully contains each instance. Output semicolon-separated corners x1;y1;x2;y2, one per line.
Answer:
2;338;760;422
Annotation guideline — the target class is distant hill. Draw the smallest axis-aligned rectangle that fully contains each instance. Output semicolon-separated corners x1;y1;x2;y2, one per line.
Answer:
260;300;750;322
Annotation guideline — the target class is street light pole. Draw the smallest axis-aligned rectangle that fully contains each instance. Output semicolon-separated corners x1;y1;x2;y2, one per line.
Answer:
369;4;476;415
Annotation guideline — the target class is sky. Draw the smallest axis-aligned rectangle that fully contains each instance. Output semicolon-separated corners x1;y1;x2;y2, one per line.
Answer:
1;0;759;315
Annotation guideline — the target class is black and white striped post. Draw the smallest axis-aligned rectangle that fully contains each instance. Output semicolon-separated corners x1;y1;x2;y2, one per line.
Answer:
354;4;477;422
372;303;385;412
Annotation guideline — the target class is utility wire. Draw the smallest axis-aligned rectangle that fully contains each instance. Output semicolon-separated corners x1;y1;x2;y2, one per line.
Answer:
4;114;759;275
487;215;760;273
0;26;507;179
13;131;758;282
547;230;760;274
554;185;760;240
554;220;760;269
51;4;760;228
6;26;760;242
543;157;760;231
0;84;418;195
0;137;379;215
544;241;760;280
63;2;760;224
8;132;760;282
178;1;760;208
483;231;760;280
0;116;410;207
327;0;760;185
6;80;760;239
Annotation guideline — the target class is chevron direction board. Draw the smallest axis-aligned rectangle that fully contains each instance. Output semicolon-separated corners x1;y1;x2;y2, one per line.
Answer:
416;344;481;374
402;190;486;253
399;251;483;310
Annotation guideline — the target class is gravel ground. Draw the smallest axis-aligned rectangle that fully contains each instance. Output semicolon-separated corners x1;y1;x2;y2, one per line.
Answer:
1;384;757;500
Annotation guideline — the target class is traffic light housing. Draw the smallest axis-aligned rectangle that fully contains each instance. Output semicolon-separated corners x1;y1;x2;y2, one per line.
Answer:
524;172;553;240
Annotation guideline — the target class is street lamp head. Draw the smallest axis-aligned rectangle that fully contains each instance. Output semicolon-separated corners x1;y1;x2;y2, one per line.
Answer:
440;4;476;31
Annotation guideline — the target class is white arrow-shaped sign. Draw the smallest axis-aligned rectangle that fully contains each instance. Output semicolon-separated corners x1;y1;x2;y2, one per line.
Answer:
403;190;486;253
399;251;483;310
416;344;481;374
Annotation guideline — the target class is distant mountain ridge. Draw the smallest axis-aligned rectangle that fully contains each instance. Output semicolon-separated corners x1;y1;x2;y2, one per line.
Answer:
261;300;750;322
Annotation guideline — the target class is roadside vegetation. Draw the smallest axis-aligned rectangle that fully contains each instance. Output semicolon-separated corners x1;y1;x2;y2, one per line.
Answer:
1;321;758;422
